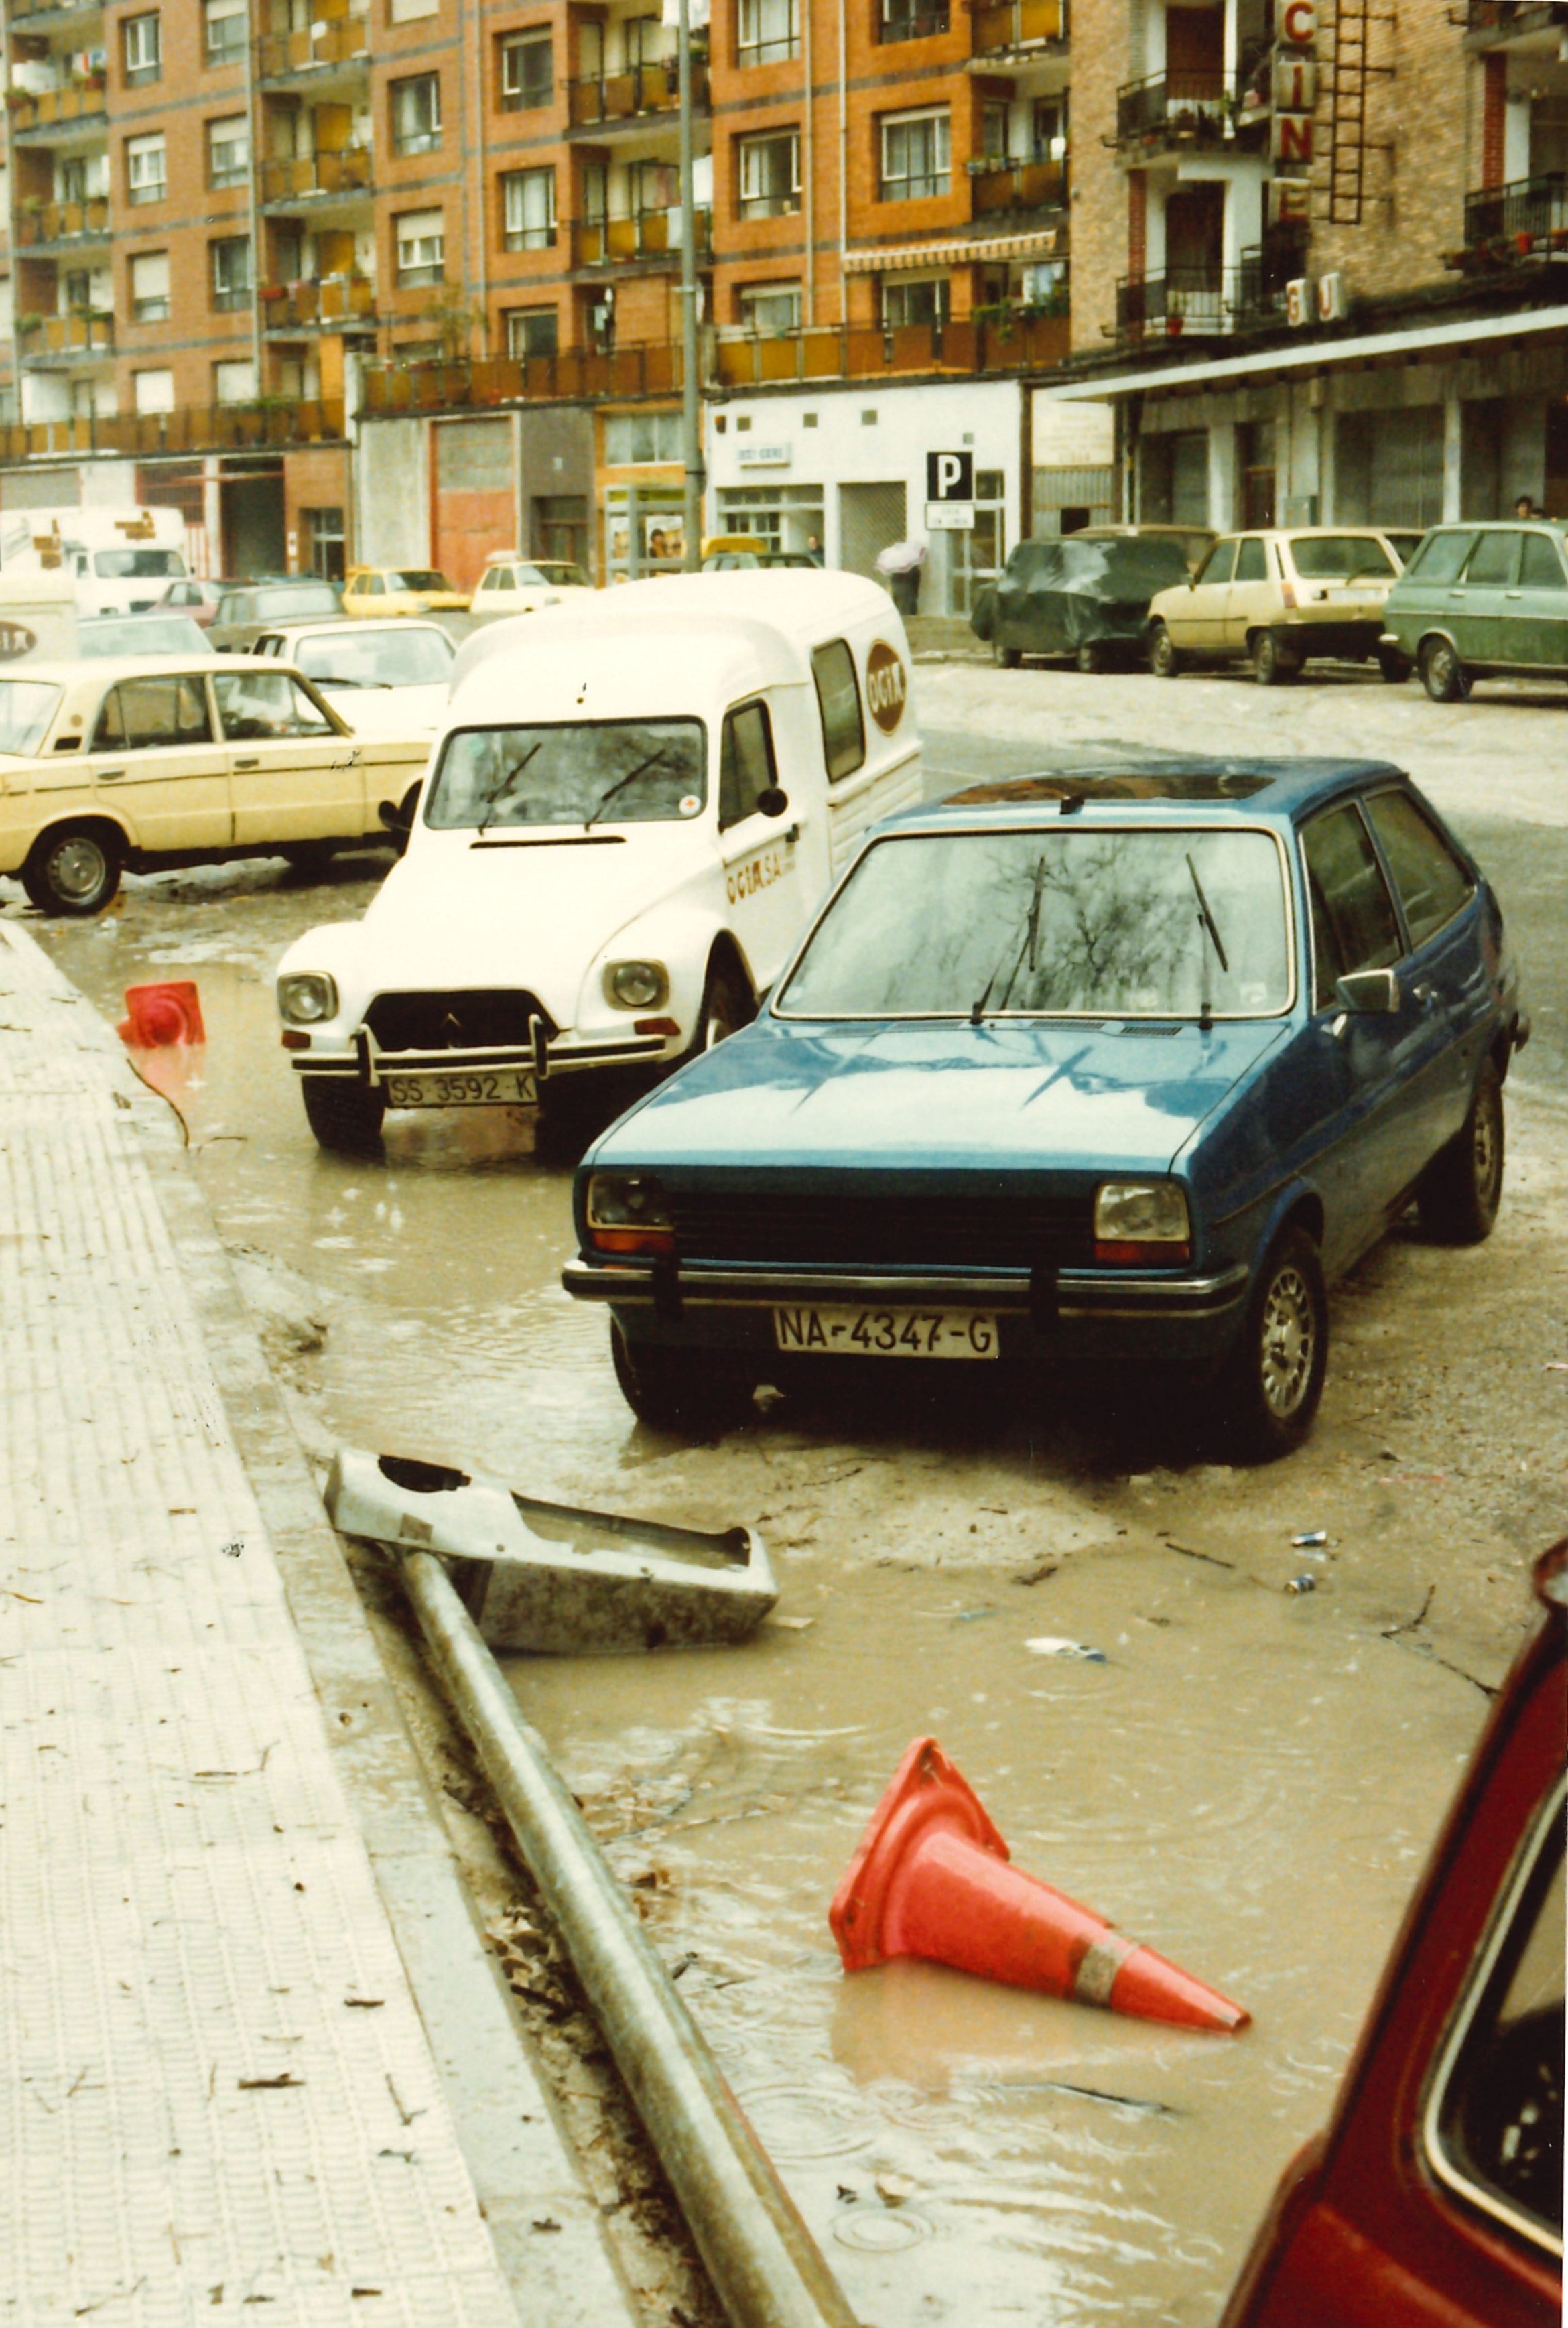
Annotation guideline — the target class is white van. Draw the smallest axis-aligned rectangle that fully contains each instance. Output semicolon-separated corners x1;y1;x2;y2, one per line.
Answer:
0;505;190;619
275;570;923;1151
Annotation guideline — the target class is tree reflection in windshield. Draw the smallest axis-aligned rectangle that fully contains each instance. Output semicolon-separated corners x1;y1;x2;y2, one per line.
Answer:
424;718;707;830
780;828;1291;1019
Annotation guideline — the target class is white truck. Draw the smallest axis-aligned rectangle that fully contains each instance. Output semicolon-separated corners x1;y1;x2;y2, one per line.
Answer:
0;505;190;619
274;569;924;1152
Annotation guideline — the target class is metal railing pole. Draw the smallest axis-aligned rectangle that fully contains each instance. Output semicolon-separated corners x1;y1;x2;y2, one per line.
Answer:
677;0;704;570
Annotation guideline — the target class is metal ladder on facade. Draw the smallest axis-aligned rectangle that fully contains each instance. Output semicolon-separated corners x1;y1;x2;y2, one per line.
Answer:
1328;0;1370;224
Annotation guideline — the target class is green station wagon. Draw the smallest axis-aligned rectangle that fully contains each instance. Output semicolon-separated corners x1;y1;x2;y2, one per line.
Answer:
1382;521;1568;701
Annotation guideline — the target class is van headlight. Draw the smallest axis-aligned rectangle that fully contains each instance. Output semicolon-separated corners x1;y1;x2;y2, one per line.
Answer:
605;960;669;1011
1094;1180;1191;1265
277;972;338;1025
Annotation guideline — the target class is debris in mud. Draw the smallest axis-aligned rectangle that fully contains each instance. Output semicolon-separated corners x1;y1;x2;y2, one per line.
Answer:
875;2173;919;2206
1012;1562;1058;1587
1291;1530;1328;1549
1023;1636;1106;1662
1285;1575;1318;1596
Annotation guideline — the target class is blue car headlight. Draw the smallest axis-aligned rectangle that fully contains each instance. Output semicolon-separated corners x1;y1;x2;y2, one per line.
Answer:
1094;1181;1191;1266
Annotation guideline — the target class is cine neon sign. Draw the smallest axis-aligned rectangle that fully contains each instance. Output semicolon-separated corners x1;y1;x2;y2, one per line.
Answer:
1272;0;1316;168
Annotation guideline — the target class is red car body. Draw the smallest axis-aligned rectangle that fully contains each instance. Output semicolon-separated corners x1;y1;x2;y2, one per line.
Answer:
1222;1542;1565;2328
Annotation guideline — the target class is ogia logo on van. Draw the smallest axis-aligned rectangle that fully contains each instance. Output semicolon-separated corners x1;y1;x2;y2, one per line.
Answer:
866;640;907;735
0;623;36;662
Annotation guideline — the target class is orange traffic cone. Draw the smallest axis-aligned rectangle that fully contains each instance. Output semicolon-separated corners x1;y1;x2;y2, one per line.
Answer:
119;981;206;1049
829;1738;1248;2034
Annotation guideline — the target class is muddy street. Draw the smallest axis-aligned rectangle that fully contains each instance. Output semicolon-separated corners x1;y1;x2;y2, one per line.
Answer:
16;663;1568;2327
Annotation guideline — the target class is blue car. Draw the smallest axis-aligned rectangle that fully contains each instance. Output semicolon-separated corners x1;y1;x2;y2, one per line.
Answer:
563;760;1528;1457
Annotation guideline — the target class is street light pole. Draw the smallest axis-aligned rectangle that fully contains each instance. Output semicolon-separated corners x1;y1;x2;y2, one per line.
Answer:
676;0;703;571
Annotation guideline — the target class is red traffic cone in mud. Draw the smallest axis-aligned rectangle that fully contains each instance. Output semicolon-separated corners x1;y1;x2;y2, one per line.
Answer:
829;1738;1248;2034
119;981;206;1048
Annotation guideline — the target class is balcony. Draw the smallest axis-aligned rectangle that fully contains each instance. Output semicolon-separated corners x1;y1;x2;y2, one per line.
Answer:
571;208;712;267
1464;0;1568;43
17;309;113;361
566;60;708;132
968;151;1066;216
1234;240;1307;327
877;2;951;40
6;80;108;137
259;147;372;205
6;0;101;25
365;345;685;414
968;0;1066;55
15;197;111;248
0;399;347;463
1116;267;1238;341
1452;172;1568;266
257;11;370;80
1116;69;1238;149
259;271;376;328
712;314;1069;384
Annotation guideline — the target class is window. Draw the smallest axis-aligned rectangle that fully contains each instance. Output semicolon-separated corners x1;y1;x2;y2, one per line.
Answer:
1301;803;1402;1011
302;506;346;582
738;281;801;334
501;168;556;251
1402;529;1474;584
391;72;441;155
604;410;682;464
737;130;800;218
390;0;437;20
129;250;170;323
1234;536;1267;582
123;11;161;86
203;0;245;62
1461;531;1522;588
1364;791;1474;952
93;675;214;752
738;0;798;64
812;641;864;781
126;132;166;205
210;235;251;310
719;701;778;830
1520;532;1568;589
507;306;558;357
213;359;257;403
879;0;949;39
1196;537;1238;585
1289;535;1395;580
133;367;174;414
214;670;333;740
63;270;92;311
207;115;249;188
499;31;552;109
879;108;949;201
880;275;948;328
395;207;445;285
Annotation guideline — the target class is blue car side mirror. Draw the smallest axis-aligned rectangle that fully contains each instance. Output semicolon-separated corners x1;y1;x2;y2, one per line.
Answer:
1335;968;1400;1015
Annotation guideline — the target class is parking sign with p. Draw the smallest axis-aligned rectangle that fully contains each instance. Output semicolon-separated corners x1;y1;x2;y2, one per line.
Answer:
925;450;975;531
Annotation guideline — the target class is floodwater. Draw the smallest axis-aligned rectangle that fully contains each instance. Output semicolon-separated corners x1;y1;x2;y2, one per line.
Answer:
27;847;1551;2326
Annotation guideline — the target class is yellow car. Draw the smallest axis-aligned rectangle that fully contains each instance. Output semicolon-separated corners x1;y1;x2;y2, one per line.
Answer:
342;566;470;617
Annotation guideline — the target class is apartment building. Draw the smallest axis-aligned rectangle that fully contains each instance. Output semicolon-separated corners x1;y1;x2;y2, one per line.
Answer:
1056;0;1568;529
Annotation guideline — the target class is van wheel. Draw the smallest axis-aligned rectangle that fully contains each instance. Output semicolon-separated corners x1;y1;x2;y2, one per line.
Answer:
1252;631;1297;687
688;960;754;1058
1149;621;1182;679
1218;1225;1329;1460
300;1075;385;1155
1376;646;1412;684
610;1320;757;1435
1074;641;1106;675
994;640;1021;670
21;823;123;915
281;841;339;873
1420;636;1468;703
1418;1060;1504;1244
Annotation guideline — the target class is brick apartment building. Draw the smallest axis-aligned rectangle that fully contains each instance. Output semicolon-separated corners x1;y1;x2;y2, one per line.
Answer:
0;0;1562;595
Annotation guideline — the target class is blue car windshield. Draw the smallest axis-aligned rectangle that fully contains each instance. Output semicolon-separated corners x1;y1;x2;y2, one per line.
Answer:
424;718;707;829
778;826;1292;1019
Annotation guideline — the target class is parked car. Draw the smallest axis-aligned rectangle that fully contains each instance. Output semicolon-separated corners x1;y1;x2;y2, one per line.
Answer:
702;535;768;571
563;759;1528;1453
467;554;594;618
1222;1534;1565;2328
157;577;233;629
251;617;454;735
342;566;469;618
1073;521;1217;574
273;570;924;1155
76;611;212;659
210;580;343;653
0;655;430;913
1148;529;1411;685
972;534;1194;671
1381;520;1568;701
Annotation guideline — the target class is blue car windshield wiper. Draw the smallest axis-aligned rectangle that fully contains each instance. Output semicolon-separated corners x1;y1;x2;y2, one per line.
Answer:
970;853;1047;1025
1185;850;1230;1029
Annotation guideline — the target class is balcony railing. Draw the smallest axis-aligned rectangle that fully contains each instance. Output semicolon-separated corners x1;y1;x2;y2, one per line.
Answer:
1465;0;1568;36
259;270;375;326
259;147;372;203
6;80;107;134
968;151;1067;215
7;0;103;20
257;11;370;79
15;197;111;246
366;346;685;413
1116;68;1237;145
571;208;712;265
1459;171;1568;258
566;60;708;129
713;314;1069;383
17;309;113;359
1234;241;1307;326
0;399;346;463
968;0;1065;52
877;2;951;40
1116;267;1237;340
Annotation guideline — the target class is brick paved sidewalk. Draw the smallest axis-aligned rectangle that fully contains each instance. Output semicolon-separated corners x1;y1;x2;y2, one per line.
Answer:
0;923;637;2328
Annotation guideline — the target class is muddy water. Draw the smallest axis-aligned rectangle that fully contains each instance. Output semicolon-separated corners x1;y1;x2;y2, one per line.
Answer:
27;860;1519;2325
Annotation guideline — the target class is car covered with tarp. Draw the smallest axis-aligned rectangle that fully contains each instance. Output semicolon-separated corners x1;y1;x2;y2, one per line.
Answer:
972;534;1195;672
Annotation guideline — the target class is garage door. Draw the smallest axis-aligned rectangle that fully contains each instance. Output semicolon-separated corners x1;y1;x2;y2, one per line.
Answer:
432;419;515;594
838;480;907;580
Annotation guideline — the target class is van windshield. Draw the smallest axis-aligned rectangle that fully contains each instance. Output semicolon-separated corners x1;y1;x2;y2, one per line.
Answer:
92;549;186;579
0;679;61;756
425;719;708;829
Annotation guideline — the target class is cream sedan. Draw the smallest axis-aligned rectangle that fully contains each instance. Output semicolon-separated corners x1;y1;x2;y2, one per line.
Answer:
1147;527;1412;686
0;656;431;914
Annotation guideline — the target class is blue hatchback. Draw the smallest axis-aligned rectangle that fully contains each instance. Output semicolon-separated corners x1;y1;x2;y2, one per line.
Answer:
564;761;1528;1456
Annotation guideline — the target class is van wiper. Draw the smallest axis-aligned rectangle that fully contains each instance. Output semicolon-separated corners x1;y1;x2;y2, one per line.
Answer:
476;740;543;836
1185;851;1230;1031
584;747;675;832
971;853;1047;1024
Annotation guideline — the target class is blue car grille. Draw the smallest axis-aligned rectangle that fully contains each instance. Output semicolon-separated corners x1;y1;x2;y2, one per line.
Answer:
667;1191;1095;1270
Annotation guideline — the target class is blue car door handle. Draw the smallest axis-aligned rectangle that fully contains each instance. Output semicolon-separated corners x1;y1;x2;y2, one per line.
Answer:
1411;982;1440;1009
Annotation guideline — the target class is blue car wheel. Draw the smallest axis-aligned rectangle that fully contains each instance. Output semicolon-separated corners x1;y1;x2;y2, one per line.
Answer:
610;1319;757;1437
1219;1224;1329;1462
1418;1059;1504;1246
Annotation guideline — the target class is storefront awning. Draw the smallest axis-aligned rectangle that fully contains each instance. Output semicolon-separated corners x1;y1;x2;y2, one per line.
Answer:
843;229;1061;274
